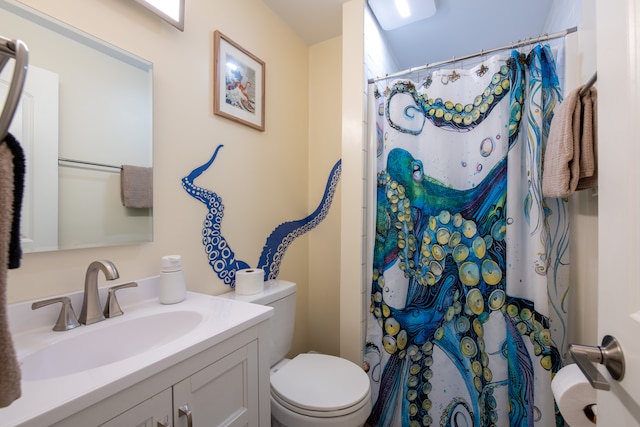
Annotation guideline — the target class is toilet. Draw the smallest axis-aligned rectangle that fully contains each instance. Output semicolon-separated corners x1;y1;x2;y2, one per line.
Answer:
220;279;371;427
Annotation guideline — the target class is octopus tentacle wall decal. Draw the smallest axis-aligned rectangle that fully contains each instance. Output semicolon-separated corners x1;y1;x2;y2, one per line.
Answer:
257;159;342;280
182;144;341;286
181;145;250;286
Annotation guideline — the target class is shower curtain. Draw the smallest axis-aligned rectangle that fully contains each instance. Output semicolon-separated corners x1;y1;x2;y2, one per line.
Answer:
365;45;569;427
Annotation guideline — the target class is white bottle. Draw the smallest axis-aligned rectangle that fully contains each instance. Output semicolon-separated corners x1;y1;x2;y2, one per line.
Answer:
159;255;186;304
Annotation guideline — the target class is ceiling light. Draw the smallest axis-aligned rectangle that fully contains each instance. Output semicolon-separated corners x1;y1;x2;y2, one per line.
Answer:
368;0;437;31
395;0;411;18
134;0;184;31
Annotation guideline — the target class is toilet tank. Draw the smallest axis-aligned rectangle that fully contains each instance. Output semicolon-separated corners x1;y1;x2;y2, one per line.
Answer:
219;279;296;367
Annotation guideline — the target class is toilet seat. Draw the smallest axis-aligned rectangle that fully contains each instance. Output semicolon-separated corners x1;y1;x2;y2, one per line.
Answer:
270;353;371;418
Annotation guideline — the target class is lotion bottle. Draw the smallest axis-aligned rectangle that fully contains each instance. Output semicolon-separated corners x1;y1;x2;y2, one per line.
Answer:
159;255;186;304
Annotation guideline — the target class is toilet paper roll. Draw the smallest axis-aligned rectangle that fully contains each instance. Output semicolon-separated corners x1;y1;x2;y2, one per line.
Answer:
235;268;265;295
551;363;597;426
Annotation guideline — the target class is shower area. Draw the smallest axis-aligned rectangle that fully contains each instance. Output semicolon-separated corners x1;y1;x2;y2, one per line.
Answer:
345;1;598;426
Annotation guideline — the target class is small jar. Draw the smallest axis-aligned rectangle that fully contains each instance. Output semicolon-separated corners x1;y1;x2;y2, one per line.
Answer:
159;255;186;304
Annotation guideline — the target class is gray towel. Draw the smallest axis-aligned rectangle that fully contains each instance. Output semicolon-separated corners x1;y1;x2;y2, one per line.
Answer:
0;142;22;407
575;87;598;191
120;165;153;209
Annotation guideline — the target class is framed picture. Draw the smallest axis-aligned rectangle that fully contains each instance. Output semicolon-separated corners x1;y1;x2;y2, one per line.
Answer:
213;31;265;131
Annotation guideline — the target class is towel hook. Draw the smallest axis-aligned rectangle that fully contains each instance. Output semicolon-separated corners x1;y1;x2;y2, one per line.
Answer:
579;72;598;96
0;37;29;141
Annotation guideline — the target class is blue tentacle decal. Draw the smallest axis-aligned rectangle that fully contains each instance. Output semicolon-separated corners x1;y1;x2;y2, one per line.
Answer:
182;145;250;286
257;159;342;279
182;144;341;286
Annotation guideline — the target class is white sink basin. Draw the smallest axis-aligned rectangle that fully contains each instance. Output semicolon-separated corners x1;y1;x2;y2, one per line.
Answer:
20;310;203;381
3;276;273;427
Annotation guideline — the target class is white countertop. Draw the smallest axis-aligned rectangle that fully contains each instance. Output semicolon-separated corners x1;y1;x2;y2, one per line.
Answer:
1;276;272;427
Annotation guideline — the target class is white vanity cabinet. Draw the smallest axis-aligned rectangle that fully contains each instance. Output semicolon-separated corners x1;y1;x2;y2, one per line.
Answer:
51;317;269;427
171;341;258;426
4;280;273;427
100;389;172;427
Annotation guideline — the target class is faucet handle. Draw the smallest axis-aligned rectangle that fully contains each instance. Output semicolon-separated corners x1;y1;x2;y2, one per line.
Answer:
32;297;81;331
103;282;138;318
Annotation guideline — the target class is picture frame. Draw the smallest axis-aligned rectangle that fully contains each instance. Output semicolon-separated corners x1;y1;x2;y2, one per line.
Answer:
213;31;265;131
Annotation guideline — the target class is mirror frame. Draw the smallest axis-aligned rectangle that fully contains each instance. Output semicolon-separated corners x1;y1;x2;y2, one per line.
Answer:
134;0;184;31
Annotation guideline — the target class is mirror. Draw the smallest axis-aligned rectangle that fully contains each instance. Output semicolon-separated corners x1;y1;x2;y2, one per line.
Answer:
0;0;153;253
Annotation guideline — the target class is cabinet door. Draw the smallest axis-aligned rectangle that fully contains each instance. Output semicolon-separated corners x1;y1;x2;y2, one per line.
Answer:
173;341;259;426
99;388;172;427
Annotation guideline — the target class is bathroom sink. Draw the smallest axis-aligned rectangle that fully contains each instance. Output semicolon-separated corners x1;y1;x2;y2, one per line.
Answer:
3;276;273;427
20;310;203;381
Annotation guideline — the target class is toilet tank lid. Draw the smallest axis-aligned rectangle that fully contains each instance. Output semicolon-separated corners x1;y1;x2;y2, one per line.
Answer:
219;279;296;304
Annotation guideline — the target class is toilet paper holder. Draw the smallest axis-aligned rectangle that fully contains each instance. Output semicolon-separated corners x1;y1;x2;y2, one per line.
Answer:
569;335;625;391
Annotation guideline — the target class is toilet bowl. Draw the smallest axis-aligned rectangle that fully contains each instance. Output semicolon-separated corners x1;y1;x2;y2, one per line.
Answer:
220;280;372;427
270;354;371;427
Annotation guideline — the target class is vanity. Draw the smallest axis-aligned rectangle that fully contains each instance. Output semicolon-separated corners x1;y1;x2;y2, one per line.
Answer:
2;276;273;426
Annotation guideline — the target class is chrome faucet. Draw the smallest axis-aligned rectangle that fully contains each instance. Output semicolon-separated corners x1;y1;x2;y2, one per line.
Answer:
78;260;119;325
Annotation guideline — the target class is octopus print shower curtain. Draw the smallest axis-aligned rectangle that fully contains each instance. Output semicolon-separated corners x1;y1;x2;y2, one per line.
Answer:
365;45;570;427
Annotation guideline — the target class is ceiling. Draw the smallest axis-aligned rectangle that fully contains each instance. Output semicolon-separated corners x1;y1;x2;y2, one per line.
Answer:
263;0;556;70
262;0;347;46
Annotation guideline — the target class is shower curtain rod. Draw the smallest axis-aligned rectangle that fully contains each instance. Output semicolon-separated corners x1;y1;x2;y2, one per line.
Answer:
368;26;578;84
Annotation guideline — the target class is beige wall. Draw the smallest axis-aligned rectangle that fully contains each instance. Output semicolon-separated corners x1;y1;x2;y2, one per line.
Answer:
6;0;345;357
307;36;343;356
340;0;366;364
